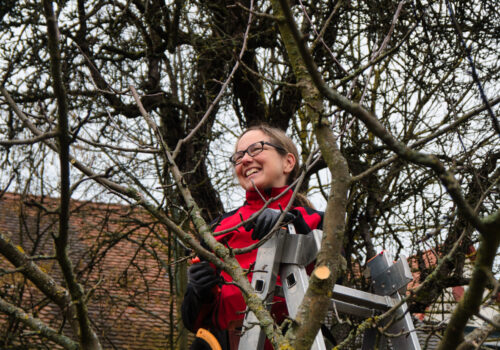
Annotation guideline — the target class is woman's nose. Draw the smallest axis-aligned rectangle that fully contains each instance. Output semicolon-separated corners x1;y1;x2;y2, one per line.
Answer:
240;152;253;164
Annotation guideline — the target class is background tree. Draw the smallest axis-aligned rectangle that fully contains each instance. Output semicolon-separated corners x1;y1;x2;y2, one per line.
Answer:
0;0;498;349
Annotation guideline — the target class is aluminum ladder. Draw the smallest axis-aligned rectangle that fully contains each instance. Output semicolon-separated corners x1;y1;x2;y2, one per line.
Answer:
238;225;421;350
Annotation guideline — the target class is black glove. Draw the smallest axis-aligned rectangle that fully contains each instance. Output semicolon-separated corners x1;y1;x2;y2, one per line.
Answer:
188;261;221;300
245;208;296;241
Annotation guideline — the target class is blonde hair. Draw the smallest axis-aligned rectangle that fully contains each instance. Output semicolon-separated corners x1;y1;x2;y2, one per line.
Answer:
236;124;314;208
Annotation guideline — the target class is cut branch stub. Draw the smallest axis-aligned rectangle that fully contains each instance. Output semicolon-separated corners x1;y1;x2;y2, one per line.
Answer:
313;265;331;280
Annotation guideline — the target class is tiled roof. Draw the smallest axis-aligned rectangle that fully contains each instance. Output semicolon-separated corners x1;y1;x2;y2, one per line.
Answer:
0;192;182;349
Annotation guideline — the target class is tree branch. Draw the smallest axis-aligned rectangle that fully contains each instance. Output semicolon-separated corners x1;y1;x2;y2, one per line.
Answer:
42;1;102;348
0;296;79;350
276;0;493;241
0;131;59;146
270;1;350;348
437;217;500;349
0;231;77;330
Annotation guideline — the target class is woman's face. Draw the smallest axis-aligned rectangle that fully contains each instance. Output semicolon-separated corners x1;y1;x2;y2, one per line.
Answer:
234;130;295;191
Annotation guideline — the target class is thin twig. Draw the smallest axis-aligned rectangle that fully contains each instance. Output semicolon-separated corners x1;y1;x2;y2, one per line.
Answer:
0;131;59;146
445;0;500;138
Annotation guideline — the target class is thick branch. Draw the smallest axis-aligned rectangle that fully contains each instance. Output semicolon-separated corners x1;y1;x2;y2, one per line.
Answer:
276;0;492;240
270;1;350;348
456;314;500;350
0;296;79;350
437;213;500;349
0;231;79;332
42;1;101;348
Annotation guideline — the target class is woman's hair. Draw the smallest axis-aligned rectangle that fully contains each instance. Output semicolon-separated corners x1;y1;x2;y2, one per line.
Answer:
237;124;314;208
237;124;300;185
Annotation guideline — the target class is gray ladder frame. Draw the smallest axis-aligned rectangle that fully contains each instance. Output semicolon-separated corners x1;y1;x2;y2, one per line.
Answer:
238;227;421;350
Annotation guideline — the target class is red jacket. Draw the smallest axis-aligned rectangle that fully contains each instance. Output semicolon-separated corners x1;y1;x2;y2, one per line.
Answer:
182;187;323;344
212;187;323;329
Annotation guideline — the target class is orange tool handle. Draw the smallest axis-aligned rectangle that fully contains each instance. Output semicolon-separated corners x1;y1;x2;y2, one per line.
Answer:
196;328;222;350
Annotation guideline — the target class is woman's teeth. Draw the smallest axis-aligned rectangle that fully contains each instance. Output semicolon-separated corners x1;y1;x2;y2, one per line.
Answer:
246;169;259;176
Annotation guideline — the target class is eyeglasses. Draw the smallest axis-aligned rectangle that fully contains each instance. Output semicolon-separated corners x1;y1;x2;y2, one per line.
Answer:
229;141;286;165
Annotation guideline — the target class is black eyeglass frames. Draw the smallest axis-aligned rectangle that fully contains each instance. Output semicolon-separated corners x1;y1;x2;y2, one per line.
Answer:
229;141;286;165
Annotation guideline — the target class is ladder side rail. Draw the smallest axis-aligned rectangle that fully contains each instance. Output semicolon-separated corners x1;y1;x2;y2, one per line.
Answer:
280;264;327;350
367;252;421;350
384;293;421;350
279;224;326;350
238;229;287;350
362;328;388;350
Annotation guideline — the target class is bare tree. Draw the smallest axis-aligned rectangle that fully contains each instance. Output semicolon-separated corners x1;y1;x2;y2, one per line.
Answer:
0;0;498;349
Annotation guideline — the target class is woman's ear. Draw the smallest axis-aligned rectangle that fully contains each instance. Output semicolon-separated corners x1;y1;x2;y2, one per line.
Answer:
283;153;296;174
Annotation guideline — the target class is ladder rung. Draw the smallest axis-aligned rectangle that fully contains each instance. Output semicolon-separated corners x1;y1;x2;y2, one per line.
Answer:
332;285;397;311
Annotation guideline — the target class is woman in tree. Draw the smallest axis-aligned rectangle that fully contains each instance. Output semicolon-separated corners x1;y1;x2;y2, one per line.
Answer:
182;124;323;350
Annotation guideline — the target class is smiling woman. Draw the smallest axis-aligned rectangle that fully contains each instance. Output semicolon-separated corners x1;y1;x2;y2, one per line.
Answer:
181;124;324;350
233;131;296;191
231;125;302;191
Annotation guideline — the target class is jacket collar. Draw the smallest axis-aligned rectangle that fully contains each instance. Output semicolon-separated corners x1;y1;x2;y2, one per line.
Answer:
245;186;293;210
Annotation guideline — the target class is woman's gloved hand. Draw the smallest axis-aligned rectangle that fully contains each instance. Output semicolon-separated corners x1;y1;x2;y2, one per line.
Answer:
245;208;296;240
188;261;221;301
